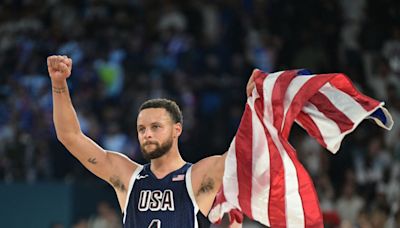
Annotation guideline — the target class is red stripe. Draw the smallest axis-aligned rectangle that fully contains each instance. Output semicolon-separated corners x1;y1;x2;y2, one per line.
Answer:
328;74;380;111
254;69;267;100
281;75;335;139
254;71;287;227
296;111;327;148
272;70;299;130
235;104;254;219
212;188;227;224
280;138;324;228
215;184;227;204
228;209;244;224
309;92;354;133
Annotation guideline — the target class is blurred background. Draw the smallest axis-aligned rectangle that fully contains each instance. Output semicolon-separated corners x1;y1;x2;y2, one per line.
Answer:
0;0;399;227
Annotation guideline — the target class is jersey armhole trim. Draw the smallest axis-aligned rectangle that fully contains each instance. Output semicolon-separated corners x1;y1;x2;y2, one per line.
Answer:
185;166;199;228
123;165;144;224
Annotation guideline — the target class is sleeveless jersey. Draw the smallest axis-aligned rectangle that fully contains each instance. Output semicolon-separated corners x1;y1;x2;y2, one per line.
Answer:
123;163;210;228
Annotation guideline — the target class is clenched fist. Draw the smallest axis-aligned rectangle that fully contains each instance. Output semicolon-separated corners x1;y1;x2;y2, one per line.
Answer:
47;55;72;82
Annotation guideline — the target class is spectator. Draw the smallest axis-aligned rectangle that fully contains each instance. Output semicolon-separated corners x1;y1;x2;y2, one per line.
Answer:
336;182;365;225
88;201;121;228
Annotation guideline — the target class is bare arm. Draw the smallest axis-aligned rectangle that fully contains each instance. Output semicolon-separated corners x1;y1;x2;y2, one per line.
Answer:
191;153;227;216
47;55;139;210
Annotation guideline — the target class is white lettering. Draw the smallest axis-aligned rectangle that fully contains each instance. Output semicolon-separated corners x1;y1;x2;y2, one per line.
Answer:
138;190;151;211
148;219;161;228
149;190;162;211
161;189;174;211
138;189;175;212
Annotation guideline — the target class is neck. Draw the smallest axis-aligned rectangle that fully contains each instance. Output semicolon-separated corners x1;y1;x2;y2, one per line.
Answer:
150;146;185;179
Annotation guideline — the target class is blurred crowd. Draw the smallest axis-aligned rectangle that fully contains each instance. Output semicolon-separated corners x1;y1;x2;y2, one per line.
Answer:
0;0;400;227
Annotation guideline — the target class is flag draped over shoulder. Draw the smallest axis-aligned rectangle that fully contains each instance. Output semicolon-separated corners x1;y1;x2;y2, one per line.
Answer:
208;69;393;228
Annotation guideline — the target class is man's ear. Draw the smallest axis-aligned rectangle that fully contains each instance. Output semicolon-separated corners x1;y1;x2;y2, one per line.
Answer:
174;123;183;138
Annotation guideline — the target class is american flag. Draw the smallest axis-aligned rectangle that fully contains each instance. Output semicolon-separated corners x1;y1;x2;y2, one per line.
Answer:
172;174;185;181
209;69;393;228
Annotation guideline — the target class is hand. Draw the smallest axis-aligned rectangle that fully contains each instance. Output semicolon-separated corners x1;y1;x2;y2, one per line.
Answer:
47;55;72;82
246;69;259;97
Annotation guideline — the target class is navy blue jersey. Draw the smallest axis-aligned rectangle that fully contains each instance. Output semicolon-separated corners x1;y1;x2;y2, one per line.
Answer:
123;163;210;228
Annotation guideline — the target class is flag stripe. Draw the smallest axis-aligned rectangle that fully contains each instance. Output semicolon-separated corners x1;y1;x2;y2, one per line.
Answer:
265;122;304;228
302;102;342;152
280;139;323;227
248;91;271;226
281;75;335;140
277;75;314;134
223;139;240;209
256;71;287;227
255;98;287;227
258;71;282;124
328;74;380;111
272;70;299;130
319;83;370;124
309;91;354;133
281;75;316;138
270;72;321;227
235;105;254;219
296;111;328;149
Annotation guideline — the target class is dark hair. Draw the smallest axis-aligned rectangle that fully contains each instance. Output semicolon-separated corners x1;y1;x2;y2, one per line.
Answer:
139;98;183;125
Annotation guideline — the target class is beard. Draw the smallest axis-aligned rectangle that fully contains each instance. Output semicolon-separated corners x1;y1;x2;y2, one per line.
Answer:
140;137;173;160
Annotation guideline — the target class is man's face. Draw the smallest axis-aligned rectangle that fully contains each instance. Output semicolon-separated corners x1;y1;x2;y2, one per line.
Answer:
137;108;180;160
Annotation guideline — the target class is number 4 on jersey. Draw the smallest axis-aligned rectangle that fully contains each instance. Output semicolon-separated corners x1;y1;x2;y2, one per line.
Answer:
148;219;161;228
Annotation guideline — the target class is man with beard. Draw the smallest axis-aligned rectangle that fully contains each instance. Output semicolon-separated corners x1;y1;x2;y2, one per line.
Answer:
47;55;256;228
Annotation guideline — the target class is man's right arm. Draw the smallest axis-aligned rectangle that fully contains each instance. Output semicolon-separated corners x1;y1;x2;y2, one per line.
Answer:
48;55;139;210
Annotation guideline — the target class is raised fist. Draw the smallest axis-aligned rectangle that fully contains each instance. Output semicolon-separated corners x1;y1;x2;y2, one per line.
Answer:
47;55;72;82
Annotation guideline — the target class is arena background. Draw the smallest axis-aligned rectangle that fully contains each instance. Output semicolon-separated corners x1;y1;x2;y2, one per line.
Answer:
0;0;399;227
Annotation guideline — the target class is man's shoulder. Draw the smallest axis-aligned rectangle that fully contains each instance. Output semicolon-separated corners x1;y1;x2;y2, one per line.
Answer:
189;154;226;215
190;155;225;183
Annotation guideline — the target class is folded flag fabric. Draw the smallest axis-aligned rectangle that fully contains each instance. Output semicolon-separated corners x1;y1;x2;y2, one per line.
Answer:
209;69;393;228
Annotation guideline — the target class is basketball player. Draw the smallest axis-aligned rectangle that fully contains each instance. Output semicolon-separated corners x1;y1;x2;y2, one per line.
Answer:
47;55;255;228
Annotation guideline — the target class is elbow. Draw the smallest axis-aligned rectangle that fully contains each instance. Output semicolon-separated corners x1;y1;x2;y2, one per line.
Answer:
56;134;73;146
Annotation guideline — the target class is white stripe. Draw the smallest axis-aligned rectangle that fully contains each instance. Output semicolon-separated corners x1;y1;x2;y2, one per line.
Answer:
247;93;271;226
208;203;223;223
282;75;316;130
262;76;305;228
223;138;240;209
319;83;367;123
307;84;393;153
208;201;237;224
122;165;144;224
302;102;342;153
185;166;199;228
320;84;393;130
262;71;285;124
